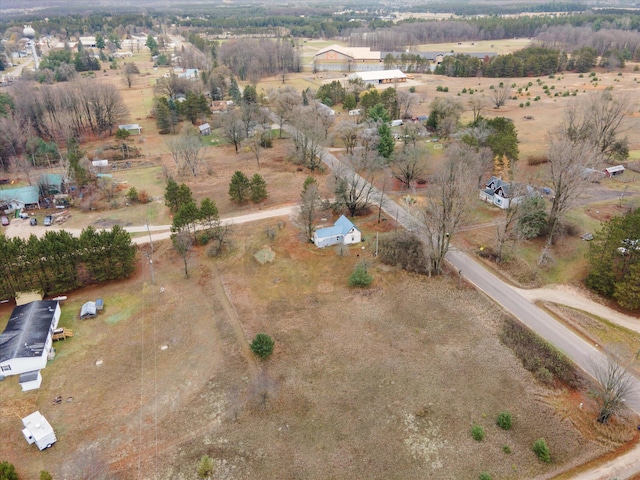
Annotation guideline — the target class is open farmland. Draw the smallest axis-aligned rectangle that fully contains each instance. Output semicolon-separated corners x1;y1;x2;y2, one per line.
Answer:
0;217;622;479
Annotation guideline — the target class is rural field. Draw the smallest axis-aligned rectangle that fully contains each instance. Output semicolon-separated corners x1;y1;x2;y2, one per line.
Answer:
0;216;631;479
2;36;640;479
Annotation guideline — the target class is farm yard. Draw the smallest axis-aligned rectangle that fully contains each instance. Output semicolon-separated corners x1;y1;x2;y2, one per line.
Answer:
2;31;640;480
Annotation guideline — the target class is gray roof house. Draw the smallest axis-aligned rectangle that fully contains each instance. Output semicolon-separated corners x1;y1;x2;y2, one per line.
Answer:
313;215;362;248
0;300;61;391
479;176;533;209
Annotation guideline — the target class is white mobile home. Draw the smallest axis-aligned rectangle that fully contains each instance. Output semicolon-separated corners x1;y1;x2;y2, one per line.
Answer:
22;411;57;450
0;301;61;391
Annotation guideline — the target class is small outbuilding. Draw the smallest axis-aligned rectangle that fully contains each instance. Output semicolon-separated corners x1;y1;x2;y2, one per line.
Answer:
313;215;362;248
198;123;211;136
80;301;97;319
605;165;625;177
22;411;57;450
348;69;407;86
118;124;142;135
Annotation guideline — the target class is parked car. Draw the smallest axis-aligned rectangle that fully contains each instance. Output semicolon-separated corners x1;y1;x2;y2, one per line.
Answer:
1;215;9;226
30;218;38;226
44;215;53;226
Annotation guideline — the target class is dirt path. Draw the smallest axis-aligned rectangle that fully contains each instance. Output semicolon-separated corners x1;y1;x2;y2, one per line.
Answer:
512;284;640;334
211;267;259;377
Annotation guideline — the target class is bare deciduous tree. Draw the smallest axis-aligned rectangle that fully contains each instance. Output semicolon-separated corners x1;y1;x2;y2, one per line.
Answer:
171;231;192;277
290;106;328;172
545;132;603;247
421;143;481;275
495;181;530;262
167;125;207;177
333;164;376;218
563;90;634;163
220;111;245;154
298;176;321;241
336;120;359;155
269;86;301;138
122;62;140;88
591;355;637;424
490;83;512;109
468;96;486;123
397;90;419;119
392;147;427;189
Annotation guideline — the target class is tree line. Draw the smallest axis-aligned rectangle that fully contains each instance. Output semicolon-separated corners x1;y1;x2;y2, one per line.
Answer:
0;78;128;171
0;226;137;299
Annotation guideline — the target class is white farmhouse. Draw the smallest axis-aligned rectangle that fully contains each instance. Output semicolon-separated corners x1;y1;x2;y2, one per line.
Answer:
0;300;61;391
313;215;362;248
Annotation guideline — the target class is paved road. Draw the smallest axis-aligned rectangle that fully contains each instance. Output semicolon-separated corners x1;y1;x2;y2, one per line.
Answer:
274;113;640;478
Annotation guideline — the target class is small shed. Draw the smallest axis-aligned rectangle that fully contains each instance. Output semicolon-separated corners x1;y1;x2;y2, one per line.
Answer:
605;165;625;177
22;411;57;450
39;174;64;195
313;215;362;248
118;124;142;135
80;301;97;319
199;123;211;136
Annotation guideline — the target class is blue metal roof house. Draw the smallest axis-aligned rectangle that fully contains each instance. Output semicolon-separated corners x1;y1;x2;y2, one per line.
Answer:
0;300;61;391
313;215;362;248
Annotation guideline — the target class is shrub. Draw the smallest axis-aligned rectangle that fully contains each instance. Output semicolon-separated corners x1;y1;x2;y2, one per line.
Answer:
197;454;215;478
137;189;150;204
500;319;582;388
349;263;373;288
503;445;512;454
250;333;275;359
378;231;429;274
533;438;551;463
471;425;485;441
40;472;53;480
496;411;512;430
0;462;19;480
126;187;139;203
479;473;492;480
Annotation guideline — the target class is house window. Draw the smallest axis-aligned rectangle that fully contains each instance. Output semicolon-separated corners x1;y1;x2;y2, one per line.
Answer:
1;365;11;372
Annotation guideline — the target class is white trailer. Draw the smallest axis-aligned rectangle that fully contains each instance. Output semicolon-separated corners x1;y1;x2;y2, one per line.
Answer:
21;411;57;450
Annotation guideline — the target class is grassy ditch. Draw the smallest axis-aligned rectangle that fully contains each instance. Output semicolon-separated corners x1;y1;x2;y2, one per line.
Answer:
501;318;585;389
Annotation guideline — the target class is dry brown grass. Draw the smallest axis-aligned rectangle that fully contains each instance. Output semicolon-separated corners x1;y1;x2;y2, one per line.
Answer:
0;217;618;479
